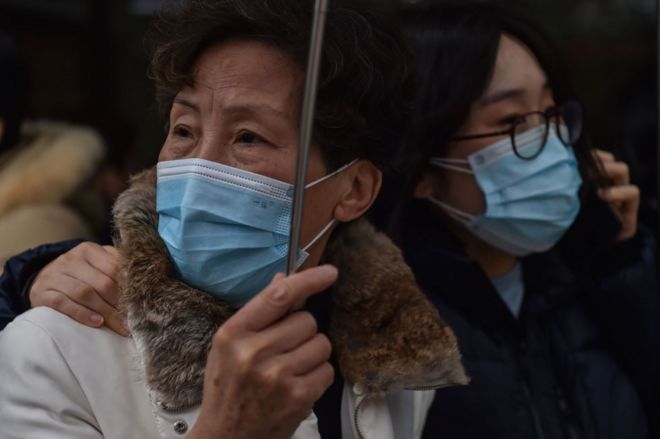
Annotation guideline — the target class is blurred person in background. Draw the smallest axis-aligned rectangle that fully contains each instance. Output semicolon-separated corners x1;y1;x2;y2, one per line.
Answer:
376;2;659;438
0;31;107;269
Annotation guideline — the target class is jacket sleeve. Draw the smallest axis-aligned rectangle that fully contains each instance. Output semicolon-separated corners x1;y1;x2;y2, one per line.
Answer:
0;316;102;438
0;240;83;330
581;227;660;438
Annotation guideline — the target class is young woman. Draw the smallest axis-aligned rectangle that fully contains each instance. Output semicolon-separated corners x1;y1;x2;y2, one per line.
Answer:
390;3;660;438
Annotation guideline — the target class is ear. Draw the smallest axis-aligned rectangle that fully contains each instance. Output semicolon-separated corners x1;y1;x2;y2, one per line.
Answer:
413;172;435;199
334;160;382;222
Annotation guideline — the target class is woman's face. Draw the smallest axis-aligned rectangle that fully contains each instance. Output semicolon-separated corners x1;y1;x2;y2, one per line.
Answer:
417;34;556;216
158;40;349;261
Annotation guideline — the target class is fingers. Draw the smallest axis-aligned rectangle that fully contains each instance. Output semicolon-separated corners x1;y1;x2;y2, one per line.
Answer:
42;290;105;328
228;265;338;333
601;161;630;186
102;245;120;258
254;311;320;359
598;185;640;242
283;333;332;376
292;361;335;405
61;253;119;307
77;243;121;285
28;242;129;337
592;149;615;163
52;274;128;336
592;149;630;186
599;185;640;206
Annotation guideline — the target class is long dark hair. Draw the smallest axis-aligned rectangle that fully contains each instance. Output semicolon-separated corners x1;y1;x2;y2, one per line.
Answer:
372;1;602;235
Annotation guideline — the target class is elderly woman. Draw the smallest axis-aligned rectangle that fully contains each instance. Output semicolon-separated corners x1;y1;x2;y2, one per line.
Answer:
0;0;466;438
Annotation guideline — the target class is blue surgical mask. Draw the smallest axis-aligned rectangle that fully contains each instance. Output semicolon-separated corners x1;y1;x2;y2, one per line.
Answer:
429;125;582;256
157;158;356;306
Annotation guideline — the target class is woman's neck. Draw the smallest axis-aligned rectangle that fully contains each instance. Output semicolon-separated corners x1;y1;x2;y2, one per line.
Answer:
463;236;518;278
436;209;518;278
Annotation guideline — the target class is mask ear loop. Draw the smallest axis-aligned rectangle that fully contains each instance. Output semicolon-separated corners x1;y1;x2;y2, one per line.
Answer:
296;159;357;261
428;197;475;226
301;159;359;258
305;159;359;189
429;158;474;174
302;219;337;253
294;219;337;271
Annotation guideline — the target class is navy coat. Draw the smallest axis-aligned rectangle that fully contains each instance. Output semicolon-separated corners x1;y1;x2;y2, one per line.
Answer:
401;201;660;439
0;240;82;330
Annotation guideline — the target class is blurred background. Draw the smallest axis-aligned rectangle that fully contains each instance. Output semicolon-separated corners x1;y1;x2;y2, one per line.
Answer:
0;0;657;233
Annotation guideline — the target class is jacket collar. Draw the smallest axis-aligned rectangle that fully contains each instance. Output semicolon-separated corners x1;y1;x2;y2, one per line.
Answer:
113;170;467;410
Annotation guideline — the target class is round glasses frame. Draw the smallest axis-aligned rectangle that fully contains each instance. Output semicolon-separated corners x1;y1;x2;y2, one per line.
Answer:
450;100;584;160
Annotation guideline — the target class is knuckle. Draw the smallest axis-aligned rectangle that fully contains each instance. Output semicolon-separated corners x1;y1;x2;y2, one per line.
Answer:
296;311;318;335
289;385;312;408
320;362;335;387
258;364;285;388
56;250;72;265
76;242;94;256
318;362;335;393
77;286;94;302
212;326;234;349
99;278;116;296
234;346;259;374
47;293;66;310
316;334;332;359
266;279;291;306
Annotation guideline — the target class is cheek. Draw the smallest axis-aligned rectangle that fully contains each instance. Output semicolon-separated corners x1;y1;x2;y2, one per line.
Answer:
158;145;175;162
158;136;197;162
299;183;338;246
437;172;487;215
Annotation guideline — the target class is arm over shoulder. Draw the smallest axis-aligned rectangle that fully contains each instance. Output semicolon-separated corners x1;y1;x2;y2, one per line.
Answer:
0;239;83;330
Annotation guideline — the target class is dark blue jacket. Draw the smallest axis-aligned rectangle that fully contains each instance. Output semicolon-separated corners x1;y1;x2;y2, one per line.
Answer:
0;240;82;330
401;201;660;439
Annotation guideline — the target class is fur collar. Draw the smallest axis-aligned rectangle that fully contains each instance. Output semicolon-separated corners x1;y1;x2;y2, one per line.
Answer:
0;121;105;217
114;170;467;410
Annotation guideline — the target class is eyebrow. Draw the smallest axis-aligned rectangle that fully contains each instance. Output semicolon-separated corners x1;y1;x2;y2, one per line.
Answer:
173;97;200;112
172;98;288;121
478;82;551;107
223;104;288;121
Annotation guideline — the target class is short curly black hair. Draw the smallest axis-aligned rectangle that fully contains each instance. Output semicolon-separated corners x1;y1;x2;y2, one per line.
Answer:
146;0;417;175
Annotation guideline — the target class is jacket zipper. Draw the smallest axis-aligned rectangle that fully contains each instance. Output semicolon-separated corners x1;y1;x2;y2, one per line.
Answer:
521;381;548;439
158;399;201;414
405;381;458;391
353;397;366;439
353;382;447;438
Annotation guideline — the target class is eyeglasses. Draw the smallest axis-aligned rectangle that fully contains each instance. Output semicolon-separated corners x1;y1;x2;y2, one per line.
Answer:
451;100;584;160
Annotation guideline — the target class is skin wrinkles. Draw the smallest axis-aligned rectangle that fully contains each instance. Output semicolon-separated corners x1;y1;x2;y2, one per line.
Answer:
160;39;356;269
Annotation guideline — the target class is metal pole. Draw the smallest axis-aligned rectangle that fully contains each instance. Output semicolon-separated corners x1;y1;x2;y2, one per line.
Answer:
287;0;330;275
657;0;660;236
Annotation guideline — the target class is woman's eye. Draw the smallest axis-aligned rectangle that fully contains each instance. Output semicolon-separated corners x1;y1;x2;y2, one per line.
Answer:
172;126;193;139
236;131;265;145
499;115;521;126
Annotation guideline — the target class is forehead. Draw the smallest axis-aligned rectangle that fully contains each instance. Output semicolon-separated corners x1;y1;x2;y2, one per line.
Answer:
187;39;303;109
486;34;548;95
